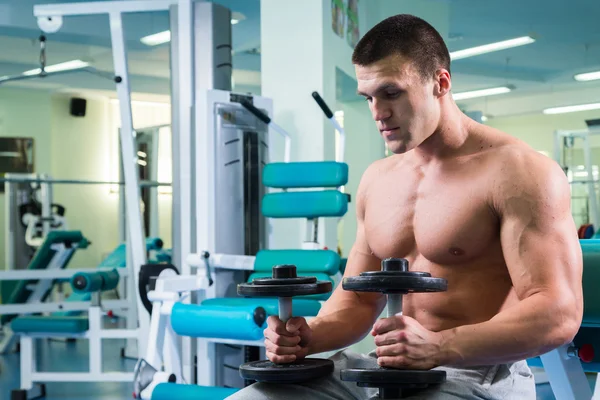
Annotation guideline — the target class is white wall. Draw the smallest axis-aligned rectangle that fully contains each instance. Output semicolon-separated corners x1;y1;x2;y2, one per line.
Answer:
50;95;119;268
0;88;53;265
0;89;173;271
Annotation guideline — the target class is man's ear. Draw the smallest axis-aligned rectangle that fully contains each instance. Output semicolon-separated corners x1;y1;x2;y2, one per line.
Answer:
435;69;451;97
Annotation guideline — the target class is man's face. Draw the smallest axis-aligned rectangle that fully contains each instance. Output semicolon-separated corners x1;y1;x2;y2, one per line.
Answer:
356;54;440;154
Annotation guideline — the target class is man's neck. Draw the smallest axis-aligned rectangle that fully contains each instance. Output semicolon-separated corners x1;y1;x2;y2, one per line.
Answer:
413;101;473;162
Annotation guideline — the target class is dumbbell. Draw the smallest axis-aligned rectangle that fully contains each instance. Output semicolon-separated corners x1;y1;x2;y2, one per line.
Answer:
237;264;334;383
341;258;448;399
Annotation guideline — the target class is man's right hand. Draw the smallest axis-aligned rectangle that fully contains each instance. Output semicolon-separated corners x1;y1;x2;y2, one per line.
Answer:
263;316;312;363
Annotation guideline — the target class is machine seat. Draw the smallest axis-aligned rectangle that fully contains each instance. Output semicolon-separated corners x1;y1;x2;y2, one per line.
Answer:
151;383;238;400
11;315;89;334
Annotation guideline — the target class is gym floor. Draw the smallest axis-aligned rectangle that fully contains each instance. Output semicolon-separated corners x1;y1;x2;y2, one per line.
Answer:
0;319;595;400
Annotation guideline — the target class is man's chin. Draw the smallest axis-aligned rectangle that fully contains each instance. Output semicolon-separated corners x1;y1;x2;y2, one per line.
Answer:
386;141;410;155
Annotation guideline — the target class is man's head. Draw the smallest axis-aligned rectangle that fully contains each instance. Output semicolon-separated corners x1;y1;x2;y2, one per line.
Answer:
353;14;452;154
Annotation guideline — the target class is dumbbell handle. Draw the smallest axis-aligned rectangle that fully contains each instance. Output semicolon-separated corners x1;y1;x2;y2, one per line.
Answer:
388;294;403;317
279;297;293;322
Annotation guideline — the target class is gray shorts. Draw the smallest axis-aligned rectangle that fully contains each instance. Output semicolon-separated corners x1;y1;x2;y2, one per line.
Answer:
226;349;536;399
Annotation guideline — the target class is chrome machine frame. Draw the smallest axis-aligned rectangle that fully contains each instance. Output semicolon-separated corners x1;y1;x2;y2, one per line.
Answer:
33;0;172;368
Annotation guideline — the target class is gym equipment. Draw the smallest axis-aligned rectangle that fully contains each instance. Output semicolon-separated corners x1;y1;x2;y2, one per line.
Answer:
10;268;136;400
312;91;346;164
0;230;91;355
237;264;334;383
4;173;68;272
341;258;448;399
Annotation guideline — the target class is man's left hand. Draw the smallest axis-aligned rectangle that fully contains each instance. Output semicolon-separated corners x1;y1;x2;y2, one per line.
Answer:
371;314;447;369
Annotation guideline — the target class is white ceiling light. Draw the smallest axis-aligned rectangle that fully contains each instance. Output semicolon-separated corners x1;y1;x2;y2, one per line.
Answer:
141;30;171;46
574;71;600;82
452;86;513;101
450;36;535;61
22;59;89;76
231;11;246;25
543;103;600;115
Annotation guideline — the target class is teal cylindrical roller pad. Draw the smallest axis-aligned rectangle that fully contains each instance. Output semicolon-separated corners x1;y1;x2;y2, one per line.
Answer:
171;303;267;341
71;271;104;293
97;269;120;291
201;297;322;317
70;269;120;293
151;383;238;400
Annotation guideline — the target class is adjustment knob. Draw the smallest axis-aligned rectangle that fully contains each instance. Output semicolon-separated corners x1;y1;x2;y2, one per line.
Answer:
273;265;297;279
382;258;408;272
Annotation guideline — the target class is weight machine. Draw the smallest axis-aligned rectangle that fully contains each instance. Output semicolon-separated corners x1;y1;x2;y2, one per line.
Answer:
553;127;600;232
4;173;67;272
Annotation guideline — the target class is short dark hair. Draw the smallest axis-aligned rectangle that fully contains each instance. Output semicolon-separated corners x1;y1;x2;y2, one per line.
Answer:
352;14;451;80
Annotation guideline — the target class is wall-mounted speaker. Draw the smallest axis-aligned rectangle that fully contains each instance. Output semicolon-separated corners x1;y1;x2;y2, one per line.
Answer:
70;97;87;117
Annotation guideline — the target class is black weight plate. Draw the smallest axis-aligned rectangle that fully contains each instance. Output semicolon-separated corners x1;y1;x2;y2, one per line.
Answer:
240;359;334;383
238;280;332;297
341;368;446;386
343;275;447;294
361;271;430;278
253;276;317;285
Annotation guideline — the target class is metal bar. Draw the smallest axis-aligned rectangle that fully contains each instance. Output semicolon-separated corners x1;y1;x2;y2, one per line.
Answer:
34;0;176;17
0;67;114;85
540;345;593;400
109;11;149;360
187;253;256;271
0;299;130;315
40;174;52;238
176;0;195;385
0;178;171;186
0;268;128;280
269;121;292;163
279;297;293;322
160;275;209;293
387;294;403;317
89;307;101;375
29;372;135;382
5;177;15;270
329;116;346;163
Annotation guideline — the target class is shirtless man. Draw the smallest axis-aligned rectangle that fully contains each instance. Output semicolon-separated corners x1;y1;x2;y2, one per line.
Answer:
228;14;583;399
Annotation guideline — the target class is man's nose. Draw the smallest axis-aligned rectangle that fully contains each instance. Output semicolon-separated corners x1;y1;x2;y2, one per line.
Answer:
371;99;392;121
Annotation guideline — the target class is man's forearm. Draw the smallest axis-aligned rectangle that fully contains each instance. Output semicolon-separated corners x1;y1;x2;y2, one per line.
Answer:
440;293;580;367
306;303;378;356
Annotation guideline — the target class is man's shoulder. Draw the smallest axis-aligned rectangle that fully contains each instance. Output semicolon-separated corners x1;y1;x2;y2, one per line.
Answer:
488;142;570;212
491;141;561;180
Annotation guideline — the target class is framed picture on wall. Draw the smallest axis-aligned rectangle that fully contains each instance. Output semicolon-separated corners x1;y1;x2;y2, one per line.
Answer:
0;137;35;193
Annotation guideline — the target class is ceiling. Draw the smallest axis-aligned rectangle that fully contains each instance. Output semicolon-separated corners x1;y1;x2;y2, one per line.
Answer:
0;0;598;119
